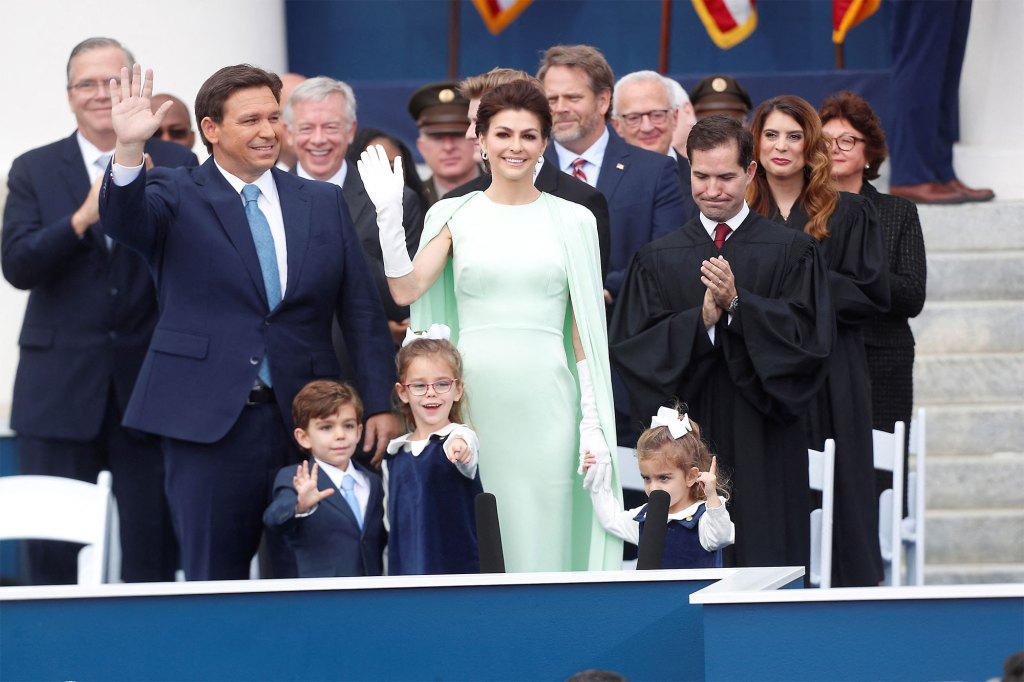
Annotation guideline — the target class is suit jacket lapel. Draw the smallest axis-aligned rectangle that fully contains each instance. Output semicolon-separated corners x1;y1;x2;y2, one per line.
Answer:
196;160;269;304
273;168;311;304
535;160;559;193
597;127;628;200
341;169;373;233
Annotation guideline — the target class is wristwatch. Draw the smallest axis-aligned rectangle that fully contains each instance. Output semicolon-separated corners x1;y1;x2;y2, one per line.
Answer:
728;295;740;313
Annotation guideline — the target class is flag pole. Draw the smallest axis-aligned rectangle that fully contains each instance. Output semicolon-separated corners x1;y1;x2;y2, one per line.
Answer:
835;43;845;70
449;0;460;81
659;0;672;73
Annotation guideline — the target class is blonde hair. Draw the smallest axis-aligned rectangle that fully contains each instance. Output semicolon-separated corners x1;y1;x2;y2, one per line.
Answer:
636;411;730;501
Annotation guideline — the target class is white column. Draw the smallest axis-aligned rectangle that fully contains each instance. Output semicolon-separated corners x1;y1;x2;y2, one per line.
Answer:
955;0;1024;200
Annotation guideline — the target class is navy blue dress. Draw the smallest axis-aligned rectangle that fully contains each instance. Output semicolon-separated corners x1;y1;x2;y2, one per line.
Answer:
385;433;483;575
635;502;723;569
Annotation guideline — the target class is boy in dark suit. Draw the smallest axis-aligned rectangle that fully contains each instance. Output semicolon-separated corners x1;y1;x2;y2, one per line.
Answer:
264;381;385;577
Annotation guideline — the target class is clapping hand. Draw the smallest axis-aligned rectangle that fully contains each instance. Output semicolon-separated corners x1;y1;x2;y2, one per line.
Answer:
110;63;172;164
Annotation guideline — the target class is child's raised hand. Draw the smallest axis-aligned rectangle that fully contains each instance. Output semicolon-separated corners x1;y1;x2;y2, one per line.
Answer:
695;455;722;508
447;437;473;464
293;461;334;514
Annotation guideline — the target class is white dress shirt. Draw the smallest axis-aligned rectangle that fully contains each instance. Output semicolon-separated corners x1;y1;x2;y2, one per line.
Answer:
552;126;610;188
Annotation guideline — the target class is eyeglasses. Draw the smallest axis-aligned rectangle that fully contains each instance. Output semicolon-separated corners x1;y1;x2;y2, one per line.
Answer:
618;109;672;128
827;134;866;152
402;379;458;396
152;127;193;141
67;78;122;95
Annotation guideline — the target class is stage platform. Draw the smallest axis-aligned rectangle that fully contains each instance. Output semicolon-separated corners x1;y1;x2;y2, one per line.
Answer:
2;567;1020;681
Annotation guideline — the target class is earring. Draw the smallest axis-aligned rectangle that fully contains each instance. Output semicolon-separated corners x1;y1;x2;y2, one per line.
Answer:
481;150;488;161
865;164;870;169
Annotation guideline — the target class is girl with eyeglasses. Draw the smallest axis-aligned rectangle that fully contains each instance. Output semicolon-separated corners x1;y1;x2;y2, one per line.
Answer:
384;325;483;575
748;95;891;587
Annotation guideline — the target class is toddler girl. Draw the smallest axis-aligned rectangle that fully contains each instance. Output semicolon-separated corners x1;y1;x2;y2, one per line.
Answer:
384;324;483;575
585;406;735;568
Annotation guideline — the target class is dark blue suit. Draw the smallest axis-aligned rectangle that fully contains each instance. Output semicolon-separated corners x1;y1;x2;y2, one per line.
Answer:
263;461;385;577
100;159;395;580
1;132;196;584
545;127;688;301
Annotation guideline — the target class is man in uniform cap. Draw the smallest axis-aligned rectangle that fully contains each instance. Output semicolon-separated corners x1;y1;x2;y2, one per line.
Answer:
690;75;752;121
408;82;480;206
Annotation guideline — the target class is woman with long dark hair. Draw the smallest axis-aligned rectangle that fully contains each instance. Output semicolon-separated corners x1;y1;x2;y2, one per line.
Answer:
748;95;890;586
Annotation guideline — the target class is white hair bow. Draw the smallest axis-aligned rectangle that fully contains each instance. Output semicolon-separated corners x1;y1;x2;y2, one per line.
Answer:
650;406;693;440
402;323;452;348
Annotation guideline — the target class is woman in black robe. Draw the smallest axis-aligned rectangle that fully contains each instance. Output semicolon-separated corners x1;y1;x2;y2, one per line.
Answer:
748;96;890;587
820;91;927;504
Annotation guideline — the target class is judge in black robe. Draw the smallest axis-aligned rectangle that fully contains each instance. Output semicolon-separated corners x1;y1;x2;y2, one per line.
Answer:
766;192;890;586
610;207;834;570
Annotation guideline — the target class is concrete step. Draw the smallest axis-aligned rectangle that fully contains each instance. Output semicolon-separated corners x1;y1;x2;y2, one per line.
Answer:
925;509;1024;564
911;300;1024;354
914;353;1024;404
917;404;1024;457
925;452;1024;509
917;201;1024;253
925;562;1024;585
925;251;1024;302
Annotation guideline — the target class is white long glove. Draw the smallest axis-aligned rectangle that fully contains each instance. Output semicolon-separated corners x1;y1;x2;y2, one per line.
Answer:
356;144;412;277
577;359;611;492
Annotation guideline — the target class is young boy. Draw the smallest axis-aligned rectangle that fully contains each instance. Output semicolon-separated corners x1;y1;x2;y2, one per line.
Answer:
263;380;385;577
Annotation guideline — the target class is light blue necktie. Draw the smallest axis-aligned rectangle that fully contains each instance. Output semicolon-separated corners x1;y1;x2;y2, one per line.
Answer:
340;475;363;529
241;184;281;387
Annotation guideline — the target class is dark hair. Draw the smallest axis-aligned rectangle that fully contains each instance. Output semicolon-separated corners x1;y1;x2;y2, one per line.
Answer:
66;37;134;84
747;95;836;241
636;408;731;502
394;337;468;430
347;127;429;210
686;115;754;168
537;44;615;122
474;80;553;140
819;90;888;182
292;380;364;435
195;64;282;154
460;68;541;99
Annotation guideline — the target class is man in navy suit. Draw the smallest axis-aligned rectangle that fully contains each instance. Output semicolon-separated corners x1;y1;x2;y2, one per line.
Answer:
100;63;397;580
538;45;688;446
1;37;195;585
611;70;698;224
537;45;688;308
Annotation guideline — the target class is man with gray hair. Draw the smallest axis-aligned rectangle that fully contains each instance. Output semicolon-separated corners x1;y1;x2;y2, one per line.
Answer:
284;76;422;383
665;78;697;156
2;36;196;584
610;71;698;229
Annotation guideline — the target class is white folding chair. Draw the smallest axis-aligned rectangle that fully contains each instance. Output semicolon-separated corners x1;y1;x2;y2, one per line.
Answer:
873;422;906;586
0;471;113;585
903;408;927;585
808;439;836;589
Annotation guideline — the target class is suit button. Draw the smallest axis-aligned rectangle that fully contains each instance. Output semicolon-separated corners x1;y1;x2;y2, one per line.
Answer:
108;331;119;340
249;356;259;365
109;287;119;296
264;319;271;327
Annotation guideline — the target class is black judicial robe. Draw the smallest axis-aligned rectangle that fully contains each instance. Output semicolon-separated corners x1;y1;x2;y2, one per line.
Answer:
610;211;833;570
768;192;890;587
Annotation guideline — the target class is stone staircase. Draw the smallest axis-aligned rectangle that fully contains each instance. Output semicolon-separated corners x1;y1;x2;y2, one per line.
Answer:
909;200;1024;584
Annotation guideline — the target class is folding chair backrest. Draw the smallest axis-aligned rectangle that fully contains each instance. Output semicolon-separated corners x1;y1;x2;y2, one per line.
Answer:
0;471;112;585
905;408;927;585
807;439;835;588
873;422;906;586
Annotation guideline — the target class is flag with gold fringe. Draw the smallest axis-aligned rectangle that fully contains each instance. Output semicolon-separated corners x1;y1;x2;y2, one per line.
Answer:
472;0;534;35
691;0;757;49
833;0;880;44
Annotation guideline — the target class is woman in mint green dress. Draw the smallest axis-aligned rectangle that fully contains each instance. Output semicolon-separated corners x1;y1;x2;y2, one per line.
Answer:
358;81;621;572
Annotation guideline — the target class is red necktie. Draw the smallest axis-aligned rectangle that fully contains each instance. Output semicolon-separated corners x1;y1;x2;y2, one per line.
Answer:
571;158;588;184
714;223;732;250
